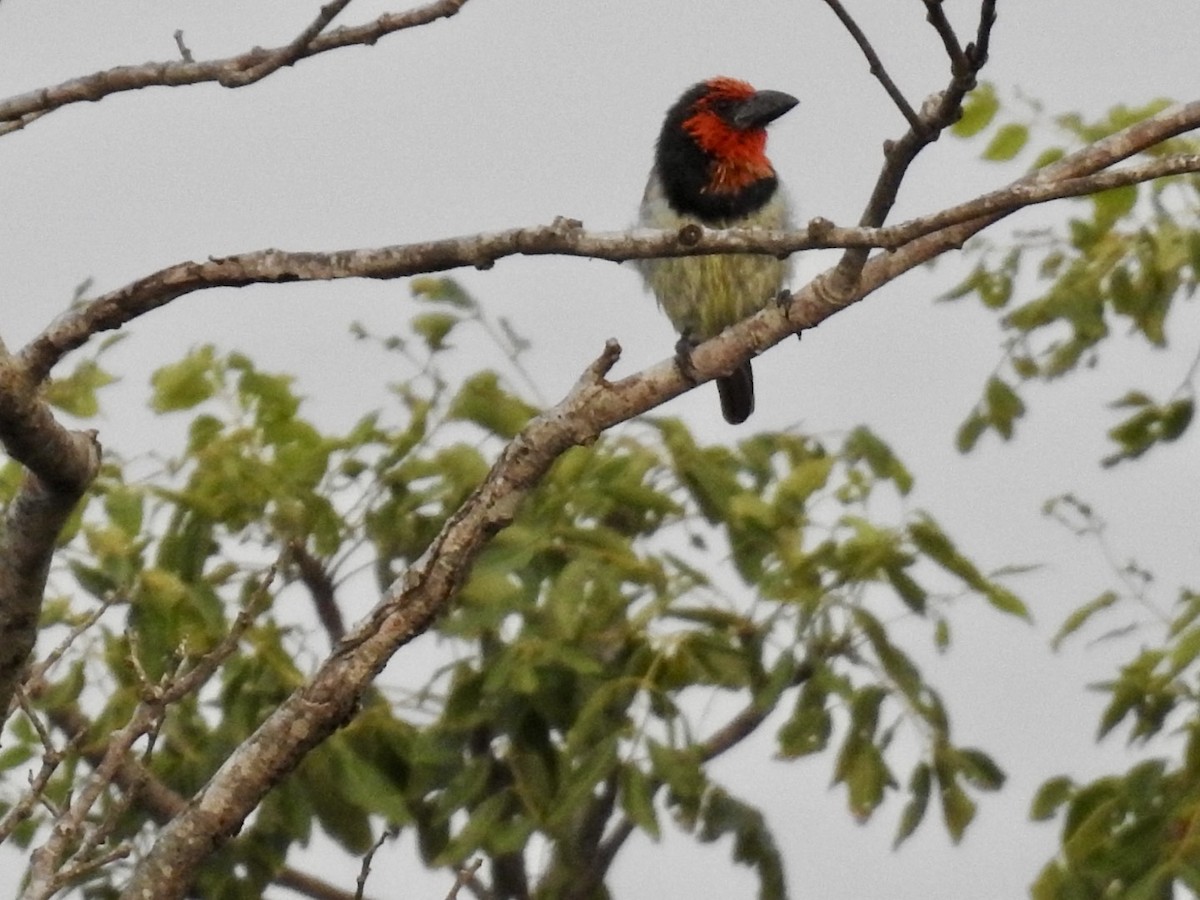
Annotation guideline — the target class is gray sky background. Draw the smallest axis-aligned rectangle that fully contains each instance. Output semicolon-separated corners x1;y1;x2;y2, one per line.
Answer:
2;1;1199;896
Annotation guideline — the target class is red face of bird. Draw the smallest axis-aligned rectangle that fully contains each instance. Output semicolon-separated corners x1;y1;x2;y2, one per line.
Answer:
678;78;799;192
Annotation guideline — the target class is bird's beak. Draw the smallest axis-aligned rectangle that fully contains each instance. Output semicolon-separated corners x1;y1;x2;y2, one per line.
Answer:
731;89;799;130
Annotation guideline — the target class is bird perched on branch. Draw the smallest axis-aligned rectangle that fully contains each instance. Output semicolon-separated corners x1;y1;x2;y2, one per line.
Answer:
638;77;798;424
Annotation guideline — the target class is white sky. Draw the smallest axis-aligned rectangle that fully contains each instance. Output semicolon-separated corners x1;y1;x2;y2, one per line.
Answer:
2;0;1199;897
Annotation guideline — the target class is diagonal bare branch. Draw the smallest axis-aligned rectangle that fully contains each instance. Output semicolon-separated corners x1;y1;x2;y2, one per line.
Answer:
0;0;472;136
820;0;922;131
922;0;969;75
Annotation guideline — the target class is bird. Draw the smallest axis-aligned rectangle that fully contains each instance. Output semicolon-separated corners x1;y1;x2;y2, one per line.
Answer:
637;77;798;424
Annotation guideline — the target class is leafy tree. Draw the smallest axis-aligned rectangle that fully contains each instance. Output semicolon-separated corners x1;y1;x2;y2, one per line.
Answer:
0;2;1198;899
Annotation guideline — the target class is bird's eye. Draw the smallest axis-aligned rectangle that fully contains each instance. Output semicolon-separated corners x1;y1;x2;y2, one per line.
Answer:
707;98;737;120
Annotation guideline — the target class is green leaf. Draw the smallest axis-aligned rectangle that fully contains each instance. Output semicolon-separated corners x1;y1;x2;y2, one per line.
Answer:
982;123;1029;161
957;747;1006;791
952;83;999;138
447;372;536;438
1091;184;1138;229
984;376;1025;440
1052;591;1119;650
843;427;913;495
833;735;891;821
777;680;832;758
1030;146;1066;170
1161;398;1194;442
411;276;477;309
43;359;116;418
151;345;218;412
777;456;834;506
1030;775;1075;821
619;764;660;839
938;779;977;843
893;762;931;848
411;312;460;351
697;788;786;900
955;410;987;454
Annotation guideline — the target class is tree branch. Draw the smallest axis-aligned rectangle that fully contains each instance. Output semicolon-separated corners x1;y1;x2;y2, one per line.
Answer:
922;0;969;75
290;540;346;644
0;337;99;719
820;0;922;131
0;0;472;136
828;0;999;297
19;138;1200;386
219;0;356;88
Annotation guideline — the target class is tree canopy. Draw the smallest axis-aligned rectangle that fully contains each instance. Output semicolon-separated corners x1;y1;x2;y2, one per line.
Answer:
1;2;1198;898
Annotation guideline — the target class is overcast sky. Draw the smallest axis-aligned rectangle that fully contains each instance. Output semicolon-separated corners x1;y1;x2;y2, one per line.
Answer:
2;1;1199;897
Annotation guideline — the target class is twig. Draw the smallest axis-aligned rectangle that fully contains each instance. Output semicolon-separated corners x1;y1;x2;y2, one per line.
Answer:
290;540;346;643
15;593;116;712
444;859;484;900
820;0;922;132
966;0;997;68
220;0;356;87
826;0;1000;297
355;825;399;900
173;30;194;63
922;0;968;75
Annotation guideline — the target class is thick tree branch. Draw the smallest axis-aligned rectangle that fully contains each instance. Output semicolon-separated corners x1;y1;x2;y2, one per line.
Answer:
0;0;472;135
0;338;100;720
19;138;1200;386
0;475;86;725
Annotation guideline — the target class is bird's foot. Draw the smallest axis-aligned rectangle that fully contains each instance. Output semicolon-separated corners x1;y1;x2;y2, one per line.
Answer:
775;289;802;342
674;335;701;384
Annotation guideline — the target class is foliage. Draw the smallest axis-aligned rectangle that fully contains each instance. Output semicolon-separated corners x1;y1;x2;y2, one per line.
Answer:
951;91;1200;898
946;88;1200;467
0;281;1022;898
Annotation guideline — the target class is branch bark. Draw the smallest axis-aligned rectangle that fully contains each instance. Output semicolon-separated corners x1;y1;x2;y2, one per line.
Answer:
0;0;472;136
19;136;1200;386
0;339;100;720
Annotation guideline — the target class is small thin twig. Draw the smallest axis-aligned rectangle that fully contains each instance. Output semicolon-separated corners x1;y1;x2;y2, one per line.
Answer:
173;30;194;63
355;824;399;900
820;0;922;131
966;0;997;68
220;0;355;87
922;0;969;74
290;541;346;644
16;593;116;710
445;859;484;900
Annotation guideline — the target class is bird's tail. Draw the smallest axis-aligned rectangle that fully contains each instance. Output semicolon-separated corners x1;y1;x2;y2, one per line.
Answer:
717;361;755;424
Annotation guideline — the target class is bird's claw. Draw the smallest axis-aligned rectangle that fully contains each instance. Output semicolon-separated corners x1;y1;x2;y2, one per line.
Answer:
674;335;701;384
775;289;803;342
